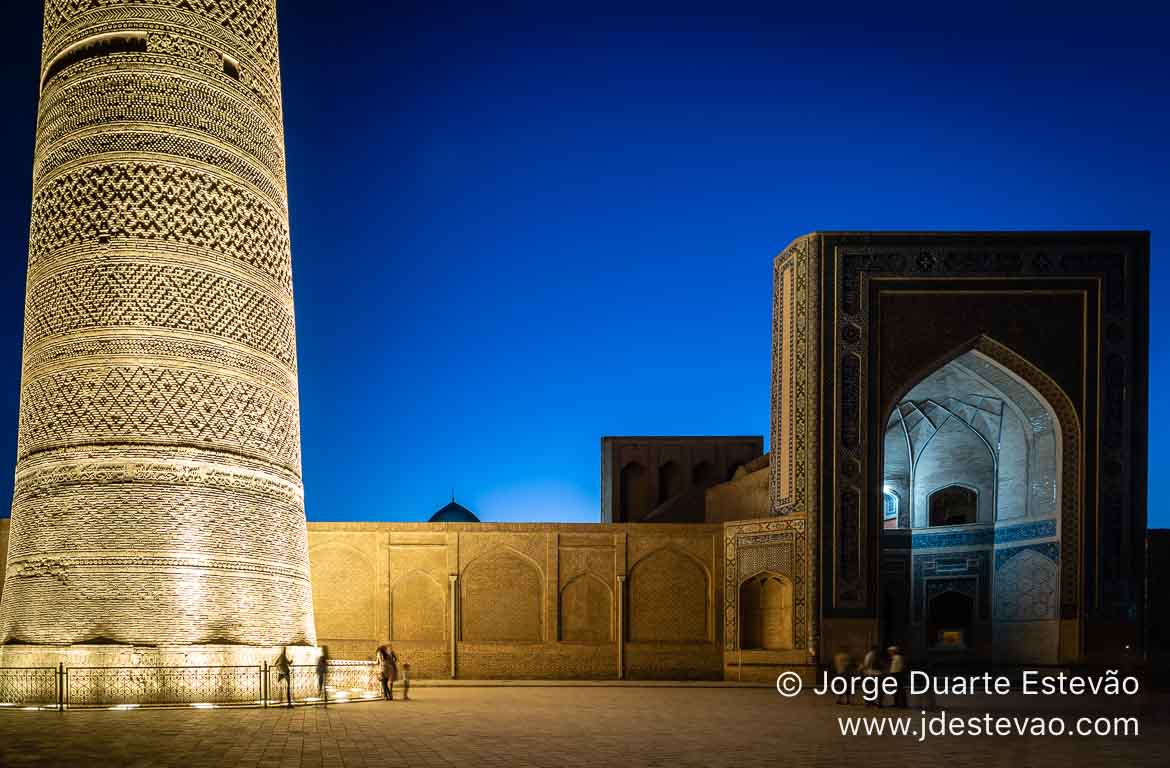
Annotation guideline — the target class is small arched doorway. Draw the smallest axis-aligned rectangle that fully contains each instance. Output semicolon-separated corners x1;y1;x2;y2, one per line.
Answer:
738;572;794;650
927;589;975;650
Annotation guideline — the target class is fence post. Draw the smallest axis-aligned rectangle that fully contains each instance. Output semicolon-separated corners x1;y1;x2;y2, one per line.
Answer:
262;662;268;708
57;662;64;711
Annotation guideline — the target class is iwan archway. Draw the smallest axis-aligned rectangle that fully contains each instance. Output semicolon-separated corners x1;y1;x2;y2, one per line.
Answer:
770;232;1147;669
878;336;1078;665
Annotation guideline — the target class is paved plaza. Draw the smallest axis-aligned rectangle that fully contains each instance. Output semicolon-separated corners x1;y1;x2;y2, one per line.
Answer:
1;686;1168;768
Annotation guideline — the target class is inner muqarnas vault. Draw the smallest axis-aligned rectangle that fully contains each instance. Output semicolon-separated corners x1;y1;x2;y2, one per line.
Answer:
0;0;315;651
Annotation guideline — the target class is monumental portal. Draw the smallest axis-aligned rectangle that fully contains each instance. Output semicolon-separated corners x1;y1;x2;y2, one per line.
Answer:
0;0;315;657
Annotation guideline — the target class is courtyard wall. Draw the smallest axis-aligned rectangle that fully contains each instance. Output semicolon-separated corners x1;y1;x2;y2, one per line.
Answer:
307;522;725;680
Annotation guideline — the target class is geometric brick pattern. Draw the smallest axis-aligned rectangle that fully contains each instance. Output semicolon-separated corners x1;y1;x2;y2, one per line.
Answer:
18;364;303;467
628;548;708;643
995;548;1059;622
38;74;287;183
24;261;297;367
43;0;279;64
0;0;314;647
29;162;292;288
768;236;820;652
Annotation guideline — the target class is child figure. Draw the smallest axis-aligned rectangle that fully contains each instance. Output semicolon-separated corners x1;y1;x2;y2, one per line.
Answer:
402;663;411;701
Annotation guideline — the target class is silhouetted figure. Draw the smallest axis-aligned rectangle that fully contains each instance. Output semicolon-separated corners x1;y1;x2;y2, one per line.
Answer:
888;645;908;708
377;644;398;700
861;644;884;708
317;646;330;704
274;647;293;708
832;648;854;705
402;663;411;701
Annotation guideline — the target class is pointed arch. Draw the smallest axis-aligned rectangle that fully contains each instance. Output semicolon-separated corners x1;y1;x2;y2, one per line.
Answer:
627;546;710;643
879;334;1078;664
390;569;446;642
307;541;377;642
461;545;544;642
658;460;683;504
879;334;1079;602
737;570;795;650
620;461;650;521
559;572;613;642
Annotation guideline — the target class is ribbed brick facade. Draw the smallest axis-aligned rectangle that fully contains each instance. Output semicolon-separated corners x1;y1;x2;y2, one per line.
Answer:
0;0;315;647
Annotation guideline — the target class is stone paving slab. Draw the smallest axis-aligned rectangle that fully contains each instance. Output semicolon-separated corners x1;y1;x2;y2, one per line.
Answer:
0;687;1167;767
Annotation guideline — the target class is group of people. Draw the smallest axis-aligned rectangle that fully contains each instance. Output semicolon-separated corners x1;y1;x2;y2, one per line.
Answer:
831;644;912;708
268;644;409;707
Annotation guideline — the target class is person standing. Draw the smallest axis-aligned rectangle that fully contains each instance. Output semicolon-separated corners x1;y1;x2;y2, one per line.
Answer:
888;645;908;708
831;648;854;705
274;647;293;708
376;644;399;700
316;646;330;705
861;644;884;708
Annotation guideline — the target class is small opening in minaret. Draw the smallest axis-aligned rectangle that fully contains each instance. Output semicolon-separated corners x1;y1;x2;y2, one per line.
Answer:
223;55;241;80
41;32;147;90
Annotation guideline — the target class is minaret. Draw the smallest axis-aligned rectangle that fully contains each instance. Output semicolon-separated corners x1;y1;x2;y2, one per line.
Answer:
0;0;315;651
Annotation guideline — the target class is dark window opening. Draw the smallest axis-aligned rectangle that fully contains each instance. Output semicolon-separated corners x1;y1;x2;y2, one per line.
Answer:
928;485;977;527
223;55;240;80
42;32;147;89
928;590;974;649
620;462;649;522
691;461;717;489
657;461;683;505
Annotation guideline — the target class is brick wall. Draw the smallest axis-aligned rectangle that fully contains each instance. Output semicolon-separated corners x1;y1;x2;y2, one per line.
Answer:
307;522;725;680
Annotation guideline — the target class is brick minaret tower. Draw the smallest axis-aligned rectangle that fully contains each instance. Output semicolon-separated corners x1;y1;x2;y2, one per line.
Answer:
0;0;315;651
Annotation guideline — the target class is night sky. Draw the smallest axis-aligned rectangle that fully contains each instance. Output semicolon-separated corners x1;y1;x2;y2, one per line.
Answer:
0;2;1164;524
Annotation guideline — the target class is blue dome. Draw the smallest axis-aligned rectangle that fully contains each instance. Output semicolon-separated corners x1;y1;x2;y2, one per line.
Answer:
429;499;479;523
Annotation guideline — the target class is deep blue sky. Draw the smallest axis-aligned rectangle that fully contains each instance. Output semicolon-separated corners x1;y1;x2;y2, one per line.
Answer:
0;2;1164;524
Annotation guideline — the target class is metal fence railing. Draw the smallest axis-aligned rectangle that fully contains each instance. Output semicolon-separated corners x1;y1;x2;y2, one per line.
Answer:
0;661;382;711
0;667;58;710
67;665;263;709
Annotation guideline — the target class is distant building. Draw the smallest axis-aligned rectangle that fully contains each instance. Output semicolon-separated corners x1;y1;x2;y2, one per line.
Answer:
429;498;480;523
705;453;771;523
600;436;763;523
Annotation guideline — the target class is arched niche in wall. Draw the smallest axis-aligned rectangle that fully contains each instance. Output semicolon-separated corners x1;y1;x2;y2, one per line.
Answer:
880;337;1070;531
658;461;684;505
627;547;708;643
391;570;445;642
559;573;613;642
460;547;543;642
620;461;650;522
692;461;718;489
928;589;975;649
928;484;978;527
307;541;378;642
738;571;794;650
877;335;1078;664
